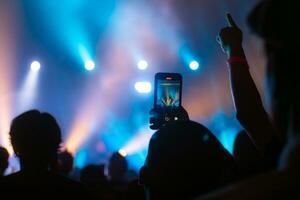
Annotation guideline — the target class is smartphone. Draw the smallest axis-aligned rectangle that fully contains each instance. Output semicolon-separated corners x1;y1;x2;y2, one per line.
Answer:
154;73;182;109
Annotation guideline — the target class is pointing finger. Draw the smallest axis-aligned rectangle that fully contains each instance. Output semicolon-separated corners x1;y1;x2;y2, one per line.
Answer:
226;13;238;28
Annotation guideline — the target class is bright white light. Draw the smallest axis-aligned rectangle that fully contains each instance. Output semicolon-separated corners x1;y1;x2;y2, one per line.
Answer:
134;81;151;94
189;60;199;70
121;127;154;155
85;60;95;71
30;61;41;72
19;63;40;112
118;149;127;157
137;60;148;70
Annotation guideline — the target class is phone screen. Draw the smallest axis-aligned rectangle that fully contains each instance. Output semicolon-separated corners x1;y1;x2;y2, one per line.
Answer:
156;79;181;108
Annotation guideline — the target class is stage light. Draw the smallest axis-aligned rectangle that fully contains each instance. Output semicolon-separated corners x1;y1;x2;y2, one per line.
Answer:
74;150;87;169
85;60;95;71
189;60;199;70
118;149;127;157
0;4;17;156
31;61;41;72
137;60;148;70
134;81;151;94
19;61;40;113
120;127;154;156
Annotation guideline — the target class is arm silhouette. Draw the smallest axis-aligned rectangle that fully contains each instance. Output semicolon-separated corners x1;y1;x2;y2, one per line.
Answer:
217;14;277;154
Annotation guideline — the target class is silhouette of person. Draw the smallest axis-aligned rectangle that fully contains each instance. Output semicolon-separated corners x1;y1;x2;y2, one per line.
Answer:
196;1;300;199
247;0;300;139
0;110;90;198
57;150;74;177
217;12;284;168
0;147;9;177
80;164;107;186
139;120;237;200
80;164;109;199
233;130;268;178
107;152;130;199
108;152;128;183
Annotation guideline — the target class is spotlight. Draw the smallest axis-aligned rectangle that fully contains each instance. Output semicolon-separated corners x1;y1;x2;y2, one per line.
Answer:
189;60;199;70
120;127;154;156
118;149;127;157
137;60;148;70
134;81;151;94
85;60;95;71
30;61;41;72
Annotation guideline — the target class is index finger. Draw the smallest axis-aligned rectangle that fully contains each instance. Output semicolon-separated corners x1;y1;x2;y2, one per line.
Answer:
226;13;238;28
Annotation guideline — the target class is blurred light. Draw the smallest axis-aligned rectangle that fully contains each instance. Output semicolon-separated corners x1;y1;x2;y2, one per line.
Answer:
137;60;148;70
134;81;151;94
5;156;20;175
85;60;95;71
66;63;130;154
30;61;41;72
74;150;87;169
220;128;239;154
121;127;154;155
96;141;106;153
179;46;200;71
189;60;199;70
0;2;17;156
18;62;40;112
118;149;127;157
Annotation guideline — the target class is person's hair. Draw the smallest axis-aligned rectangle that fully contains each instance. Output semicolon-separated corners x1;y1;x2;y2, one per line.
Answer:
0;146;9;174
247;1;299;45
9;110;61;169
143;120;237;199
247;0;300;137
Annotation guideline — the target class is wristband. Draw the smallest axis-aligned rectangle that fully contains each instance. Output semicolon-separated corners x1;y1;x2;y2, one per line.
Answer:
227;56;248;65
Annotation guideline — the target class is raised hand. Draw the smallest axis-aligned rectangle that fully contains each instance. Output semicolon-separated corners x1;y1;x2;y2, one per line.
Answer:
217;13;244;57
149;107;189;130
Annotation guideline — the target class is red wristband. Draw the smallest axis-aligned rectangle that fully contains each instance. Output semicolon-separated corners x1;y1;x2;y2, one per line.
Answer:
227;56;248;65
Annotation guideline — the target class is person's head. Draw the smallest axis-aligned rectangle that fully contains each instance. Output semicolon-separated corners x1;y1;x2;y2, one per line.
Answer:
57;150;74;176
139;120;237;200
80;164;107;186
108;152;128;182
0;146;9;175
248;1;300;138
9;110;61;171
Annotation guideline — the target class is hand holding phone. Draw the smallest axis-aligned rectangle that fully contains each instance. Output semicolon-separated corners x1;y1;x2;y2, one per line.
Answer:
149;107;189;130
150;73;189;130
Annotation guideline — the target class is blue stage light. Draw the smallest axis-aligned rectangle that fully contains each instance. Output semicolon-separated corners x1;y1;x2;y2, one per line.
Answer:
85;60;95;71
137;60;148;70
74;150;87;169
30;61;41;72
134;81;151;94
189;60;199;70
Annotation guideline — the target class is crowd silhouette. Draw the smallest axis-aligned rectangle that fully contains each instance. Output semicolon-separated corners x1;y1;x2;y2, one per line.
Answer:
0;0;299;199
